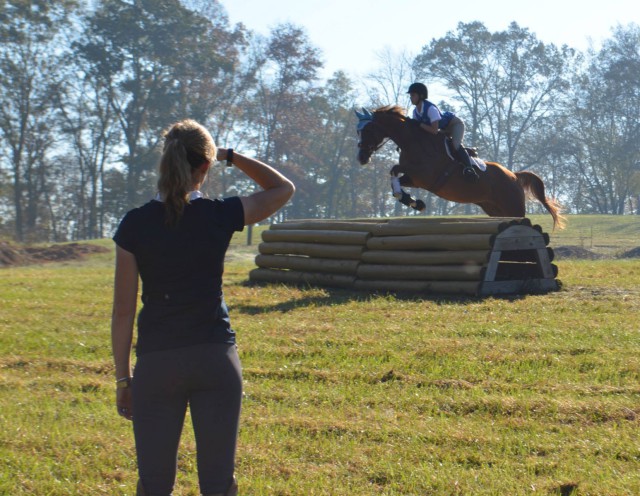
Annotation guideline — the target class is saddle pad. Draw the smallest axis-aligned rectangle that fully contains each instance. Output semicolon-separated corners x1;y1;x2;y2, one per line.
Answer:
470;156;487;172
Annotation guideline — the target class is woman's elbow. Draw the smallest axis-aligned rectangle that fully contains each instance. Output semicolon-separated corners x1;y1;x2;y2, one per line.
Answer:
274;181;295;210
284;180;295;200
112;303;136;321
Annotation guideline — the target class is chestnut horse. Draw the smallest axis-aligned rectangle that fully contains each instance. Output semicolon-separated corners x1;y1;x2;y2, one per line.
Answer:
356;105;565;230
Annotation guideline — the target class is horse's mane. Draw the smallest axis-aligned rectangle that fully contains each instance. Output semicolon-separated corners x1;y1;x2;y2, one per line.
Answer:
374;104;440;149
373;104;407;119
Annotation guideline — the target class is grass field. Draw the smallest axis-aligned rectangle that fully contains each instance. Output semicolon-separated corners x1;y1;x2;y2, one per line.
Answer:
1;215;639;495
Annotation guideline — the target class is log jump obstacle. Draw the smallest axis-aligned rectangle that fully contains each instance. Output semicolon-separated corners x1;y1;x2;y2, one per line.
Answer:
249;218;560;296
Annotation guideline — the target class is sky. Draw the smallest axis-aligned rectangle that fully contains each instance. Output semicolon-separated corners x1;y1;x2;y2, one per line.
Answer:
221;0;638;80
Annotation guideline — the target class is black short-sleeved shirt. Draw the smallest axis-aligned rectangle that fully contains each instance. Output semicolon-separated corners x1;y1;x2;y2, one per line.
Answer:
113;197;245;355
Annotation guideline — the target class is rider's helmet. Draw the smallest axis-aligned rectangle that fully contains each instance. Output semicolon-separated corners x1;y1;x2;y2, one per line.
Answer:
407;82;428;99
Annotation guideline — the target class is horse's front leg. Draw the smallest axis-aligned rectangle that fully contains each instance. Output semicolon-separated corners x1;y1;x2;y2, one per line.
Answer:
390;164;414;196
389;166;425;212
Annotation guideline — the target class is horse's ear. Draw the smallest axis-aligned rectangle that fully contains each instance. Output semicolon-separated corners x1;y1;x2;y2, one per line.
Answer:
355;108;374;123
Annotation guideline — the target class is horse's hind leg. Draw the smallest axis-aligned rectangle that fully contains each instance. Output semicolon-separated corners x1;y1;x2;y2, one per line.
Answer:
390;169;425;211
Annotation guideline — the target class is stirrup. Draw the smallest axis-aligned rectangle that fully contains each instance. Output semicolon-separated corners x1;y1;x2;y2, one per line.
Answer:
463;166;479;183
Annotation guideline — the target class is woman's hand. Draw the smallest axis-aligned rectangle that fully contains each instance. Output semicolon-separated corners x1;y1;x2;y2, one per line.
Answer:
116;387;133;421
421;122;440;135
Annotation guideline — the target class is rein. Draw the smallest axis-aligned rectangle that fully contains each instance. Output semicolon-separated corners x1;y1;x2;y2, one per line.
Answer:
358;133;391;155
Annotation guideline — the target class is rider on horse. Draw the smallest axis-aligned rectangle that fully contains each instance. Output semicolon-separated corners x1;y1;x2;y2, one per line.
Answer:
407;82;479;182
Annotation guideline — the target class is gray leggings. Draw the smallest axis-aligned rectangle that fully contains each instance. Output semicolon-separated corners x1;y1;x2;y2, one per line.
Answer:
132;343;242;495
443;115;465;149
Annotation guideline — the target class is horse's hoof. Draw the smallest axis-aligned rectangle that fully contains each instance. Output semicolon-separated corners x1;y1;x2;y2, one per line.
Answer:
413;200;426;211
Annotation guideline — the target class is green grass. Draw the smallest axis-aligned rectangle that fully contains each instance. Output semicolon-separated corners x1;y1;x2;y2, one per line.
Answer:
528;214;640;256
1;217;639;495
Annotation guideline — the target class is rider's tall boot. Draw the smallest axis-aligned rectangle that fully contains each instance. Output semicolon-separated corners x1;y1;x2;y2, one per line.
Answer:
456;146;479;183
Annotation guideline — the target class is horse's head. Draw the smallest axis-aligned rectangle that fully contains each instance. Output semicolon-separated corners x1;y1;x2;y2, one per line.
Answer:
355;108;387;165
355;106;411;164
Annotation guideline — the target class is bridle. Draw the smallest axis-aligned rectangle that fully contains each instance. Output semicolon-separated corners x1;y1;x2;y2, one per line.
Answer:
357;122;390;156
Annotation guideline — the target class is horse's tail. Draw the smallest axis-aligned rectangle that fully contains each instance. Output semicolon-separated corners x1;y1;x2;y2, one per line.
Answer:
515;171;566;230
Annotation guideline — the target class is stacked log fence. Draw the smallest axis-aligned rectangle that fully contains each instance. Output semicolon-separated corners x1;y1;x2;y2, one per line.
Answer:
249;218;559;296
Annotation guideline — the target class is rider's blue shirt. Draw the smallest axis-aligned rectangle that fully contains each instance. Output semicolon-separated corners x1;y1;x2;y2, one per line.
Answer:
412;100;455;129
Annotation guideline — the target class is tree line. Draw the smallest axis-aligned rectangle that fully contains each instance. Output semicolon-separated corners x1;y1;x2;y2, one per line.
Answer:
1;0;638;242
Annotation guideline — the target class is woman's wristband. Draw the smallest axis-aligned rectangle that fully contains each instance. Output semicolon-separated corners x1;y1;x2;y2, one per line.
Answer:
116;376;132;389
226;148;234;167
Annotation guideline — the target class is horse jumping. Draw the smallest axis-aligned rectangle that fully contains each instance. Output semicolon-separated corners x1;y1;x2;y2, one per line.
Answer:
356;105;565;230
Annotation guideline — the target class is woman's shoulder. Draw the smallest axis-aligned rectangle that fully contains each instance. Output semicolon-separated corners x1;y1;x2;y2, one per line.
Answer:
425;99;441;110
119;200;162;223
194;197;244;231
196;196;242;209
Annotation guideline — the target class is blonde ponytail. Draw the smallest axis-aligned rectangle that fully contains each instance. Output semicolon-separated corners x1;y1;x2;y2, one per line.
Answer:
157;119;216;226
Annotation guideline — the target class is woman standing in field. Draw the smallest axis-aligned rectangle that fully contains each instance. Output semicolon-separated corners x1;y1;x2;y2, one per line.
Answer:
111;119;294;496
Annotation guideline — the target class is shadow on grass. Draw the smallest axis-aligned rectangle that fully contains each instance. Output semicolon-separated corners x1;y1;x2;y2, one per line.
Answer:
233;281;526;314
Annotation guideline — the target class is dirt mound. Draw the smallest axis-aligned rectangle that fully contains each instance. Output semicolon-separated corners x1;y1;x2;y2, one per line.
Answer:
0;241;109;267
0;242;34;266
553;245;605;260
619;247;640;259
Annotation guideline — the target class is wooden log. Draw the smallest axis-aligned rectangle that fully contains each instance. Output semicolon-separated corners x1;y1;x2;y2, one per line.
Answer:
361;249;488;265
262;229;370;245
385;217;527;225
255;254;359;275
354;279;480;295
270;221;378;232
366;233;493;251
357;264;483;281
371;220;513;236
258;242;364;260
249;268;355;289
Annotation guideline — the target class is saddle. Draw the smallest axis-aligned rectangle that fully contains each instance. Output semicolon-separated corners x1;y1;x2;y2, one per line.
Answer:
443;138;486;172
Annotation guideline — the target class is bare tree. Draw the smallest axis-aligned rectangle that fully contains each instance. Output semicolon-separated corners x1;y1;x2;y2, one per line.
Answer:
413;22;574;170
55;74;120;239
0;0;77;241
75;0;242;212
413;22;498;155
566;24;640;213
365;47;417;108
